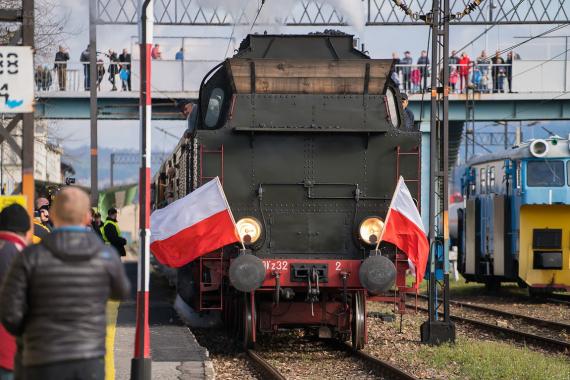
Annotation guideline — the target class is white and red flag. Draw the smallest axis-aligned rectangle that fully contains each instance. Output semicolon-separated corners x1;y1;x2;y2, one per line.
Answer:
379;176;429;284
150;177;239;268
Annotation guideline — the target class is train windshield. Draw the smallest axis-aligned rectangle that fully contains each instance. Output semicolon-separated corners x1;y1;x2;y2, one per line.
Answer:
526;160;565;187
204;88;225;128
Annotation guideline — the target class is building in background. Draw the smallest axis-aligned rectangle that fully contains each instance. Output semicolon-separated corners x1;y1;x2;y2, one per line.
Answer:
0;120;64;195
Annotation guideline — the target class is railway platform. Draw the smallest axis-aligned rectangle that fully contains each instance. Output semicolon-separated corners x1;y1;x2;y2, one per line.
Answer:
107;260;214;380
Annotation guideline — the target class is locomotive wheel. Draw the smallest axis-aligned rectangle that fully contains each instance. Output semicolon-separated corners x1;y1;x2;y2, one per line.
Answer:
235;296;243;340
351;291;366;350
242;293;255;349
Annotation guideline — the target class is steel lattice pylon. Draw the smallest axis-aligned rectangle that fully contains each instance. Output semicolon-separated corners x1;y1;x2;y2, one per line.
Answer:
96;0;345;25
368;0;570;24
96;0;568;25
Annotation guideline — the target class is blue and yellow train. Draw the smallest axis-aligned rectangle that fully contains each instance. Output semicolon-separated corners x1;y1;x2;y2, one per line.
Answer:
458;137;570;295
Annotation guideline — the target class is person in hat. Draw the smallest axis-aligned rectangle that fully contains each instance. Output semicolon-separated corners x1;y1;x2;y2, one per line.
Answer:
0;187;130;380
100;208;127;256
401;93;416;131
90;209;103;240
401;50;413;92
0;204;30;379
32;201;52;244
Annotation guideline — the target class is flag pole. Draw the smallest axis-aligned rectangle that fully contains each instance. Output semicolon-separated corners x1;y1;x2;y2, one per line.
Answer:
132;0;153;379
375;176;404;251
216;176;246;251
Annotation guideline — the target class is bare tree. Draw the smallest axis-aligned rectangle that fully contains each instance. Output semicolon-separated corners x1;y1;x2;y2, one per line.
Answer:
0;0;79;60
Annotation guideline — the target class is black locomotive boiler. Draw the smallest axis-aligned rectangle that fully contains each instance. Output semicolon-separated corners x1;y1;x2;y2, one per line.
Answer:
153;33;423;349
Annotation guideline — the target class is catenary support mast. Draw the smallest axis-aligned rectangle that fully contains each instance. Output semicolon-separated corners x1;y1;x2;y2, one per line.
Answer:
131;0;152;379
420;0;456;344
89;0;98;206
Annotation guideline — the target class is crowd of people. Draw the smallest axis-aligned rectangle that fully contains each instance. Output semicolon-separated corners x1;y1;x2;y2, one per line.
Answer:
35;43;187;92
390;49;520;94
0;189;130;380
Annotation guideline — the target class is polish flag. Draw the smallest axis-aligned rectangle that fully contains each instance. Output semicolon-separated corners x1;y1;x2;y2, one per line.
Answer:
379;176;429;284
150;177;239;268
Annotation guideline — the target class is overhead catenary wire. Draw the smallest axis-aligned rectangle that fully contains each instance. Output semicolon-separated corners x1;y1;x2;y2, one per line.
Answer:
512;47;570;79
494;24;569;57
453;0;526;53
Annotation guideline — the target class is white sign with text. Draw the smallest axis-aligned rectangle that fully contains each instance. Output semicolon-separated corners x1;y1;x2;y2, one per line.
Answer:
0;46;34;113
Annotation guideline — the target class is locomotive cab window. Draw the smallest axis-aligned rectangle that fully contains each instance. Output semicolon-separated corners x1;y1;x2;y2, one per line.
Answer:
204;88;225;129
385;87;400;128
527;160;564;187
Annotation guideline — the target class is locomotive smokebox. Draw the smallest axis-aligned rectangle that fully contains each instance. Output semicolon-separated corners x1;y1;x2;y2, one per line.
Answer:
229;254;266;292
359;255;396;294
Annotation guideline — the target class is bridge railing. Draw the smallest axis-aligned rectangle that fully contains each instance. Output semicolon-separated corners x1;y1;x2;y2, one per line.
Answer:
35;60;567;95
393;63;514;95
35;59;219;94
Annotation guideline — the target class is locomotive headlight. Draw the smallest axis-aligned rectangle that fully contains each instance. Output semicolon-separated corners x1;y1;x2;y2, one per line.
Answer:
359;217;385;245
236;217;262;244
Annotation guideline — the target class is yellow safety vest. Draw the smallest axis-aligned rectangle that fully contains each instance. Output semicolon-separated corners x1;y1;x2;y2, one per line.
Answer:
100;220;121;244
32;220;50;244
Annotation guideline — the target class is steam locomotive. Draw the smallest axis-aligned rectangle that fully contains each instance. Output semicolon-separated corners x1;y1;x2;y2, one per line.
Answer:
153;33;423;349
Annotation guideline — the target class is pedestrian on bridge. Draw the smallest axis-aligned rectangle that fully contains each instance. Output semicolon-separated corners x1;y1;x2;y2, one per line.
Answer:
0;187;130;380
54;46;69;91
0;204;29;380
119;48;131;91
80;45;90;91
491;51;506;93
401;51;413;92
107;49;119;91
417;50;430;92
458;52;471;93
101;207;127;257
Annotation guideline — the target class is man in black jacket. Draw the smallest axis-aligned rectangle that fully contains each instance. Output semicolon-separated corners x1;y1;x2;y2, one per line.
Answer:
80;45;90;91
401;93;416;131
118;48;131;91
101;207;127;256
54;46;69;91
0;187;130;380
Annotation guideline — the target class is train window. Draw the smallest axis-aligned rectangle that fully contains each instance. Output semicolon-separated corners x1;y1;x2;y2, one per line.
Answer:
385;87;400;128
204;88;225;128
527;160;564;187
516;161;521;189
480;168;486;193
489;167;496;192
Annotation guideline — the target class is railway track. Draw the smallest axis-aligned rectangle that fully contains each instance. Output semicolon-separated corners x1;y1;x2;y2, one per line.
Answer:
246;349;286;380
247;338;418;380
404;303;570;353
414;294;570;333
343;343;419;380
548;293;570;306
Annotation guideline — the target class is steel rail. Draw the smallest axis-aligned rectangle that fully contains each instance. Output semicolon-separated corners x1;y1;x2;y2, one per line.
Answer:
342;343;419;380
409;305;570;353
414;294;570;333
548;293;570;304
246;349;286;380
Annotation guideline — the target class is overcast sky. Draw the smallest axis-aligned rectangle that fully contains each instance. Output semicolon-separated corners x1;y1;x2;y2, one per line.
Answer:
51;0;569;151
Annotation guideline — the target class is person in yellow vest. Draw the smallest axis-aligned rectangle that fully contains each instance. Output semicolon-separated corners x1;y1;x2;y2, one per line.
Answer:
100;208;127;256
32;200;52;244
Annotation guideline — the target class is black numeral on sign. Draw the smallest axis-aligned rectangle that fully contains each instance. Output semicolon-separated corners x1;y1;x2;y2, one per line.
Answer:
7;53;18;74
0;83;8;101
